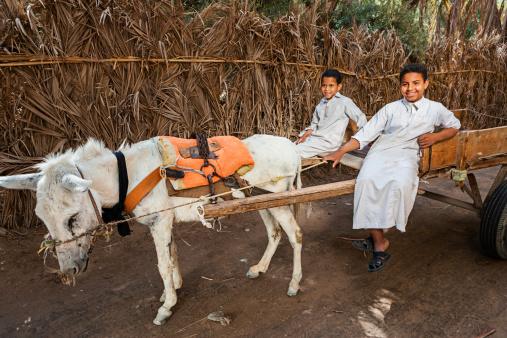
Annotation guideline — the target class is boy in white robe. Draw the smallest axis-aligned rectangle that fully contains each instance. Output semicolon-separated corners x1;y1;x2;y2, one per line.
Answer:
323;64;461;272
295;69;366;158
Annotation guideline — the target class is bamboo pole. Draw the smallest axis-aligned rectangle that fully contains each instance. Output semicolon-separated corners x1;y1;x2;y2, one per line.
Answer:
0;56;504;77
0;56;325;69
202;179;356;219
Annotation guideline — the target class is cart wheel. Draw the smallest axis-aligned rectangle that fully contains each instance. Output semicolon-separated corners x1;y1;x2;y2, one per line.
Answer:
480;180;507;259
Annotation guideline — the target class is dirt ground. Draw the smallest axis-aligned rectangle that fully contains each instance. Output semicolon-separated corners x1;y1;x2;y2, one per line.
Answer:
1;166;506;337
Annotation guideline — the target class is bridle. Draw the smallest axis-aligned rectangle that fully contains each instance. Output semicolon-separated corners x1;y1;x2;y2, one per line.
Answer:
38;166;111;280
74;166;111;254
39;166;110;253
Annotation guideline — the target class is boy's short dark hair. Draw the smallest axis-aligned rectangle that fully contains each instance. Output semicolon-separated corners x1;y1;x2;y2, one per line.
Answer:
322;69;342;84
399;63;428;82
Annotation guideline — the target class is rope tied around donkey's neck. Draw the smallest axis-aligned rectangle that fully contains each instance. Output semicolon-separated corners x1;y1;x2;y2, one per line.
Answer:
38;160;327;252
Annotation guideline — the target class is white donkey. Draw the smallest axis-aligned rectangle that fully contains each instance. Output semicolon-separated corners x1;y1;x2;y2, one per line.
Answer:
0;134;302;325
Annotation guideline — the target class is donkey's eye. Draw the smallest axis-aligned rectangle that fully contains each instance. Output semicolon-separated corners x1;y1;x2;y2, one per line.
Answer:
68;213;78;235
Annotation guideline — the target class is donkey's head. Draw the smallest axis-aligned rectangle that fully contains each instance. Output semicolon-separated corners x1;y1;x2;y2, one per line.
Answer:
0;153;102;277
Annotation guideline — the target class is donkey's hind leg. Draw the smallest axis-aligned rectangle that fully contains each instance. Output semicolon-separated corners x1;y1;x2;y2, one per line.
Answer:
151;218;178;325
169;235;182;289
247;209;282;278
267;205;302;297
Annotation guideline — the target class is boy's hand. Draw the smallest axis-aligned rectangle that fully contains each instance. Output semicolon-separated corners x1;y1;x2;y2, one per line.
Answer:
418;133;439;148
322;139;361;167
322;151;343;168
296;130;313;144
418;128;459;149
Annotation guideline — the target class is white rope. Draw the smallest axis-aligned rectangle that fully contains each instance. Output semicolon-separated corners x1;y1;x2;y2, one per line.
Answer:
197;202;213;229
197;202;224;231
198;160;327;203
50;159;327;240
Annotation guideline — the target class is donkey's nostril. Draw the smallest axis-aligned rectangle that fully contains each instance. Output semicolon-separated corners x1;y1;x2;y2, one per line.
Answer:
82;258;89;272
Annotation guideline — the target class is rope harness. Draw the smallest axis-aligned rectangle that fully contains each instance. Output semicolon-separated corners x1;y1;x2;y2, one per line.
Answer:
38;149;326;256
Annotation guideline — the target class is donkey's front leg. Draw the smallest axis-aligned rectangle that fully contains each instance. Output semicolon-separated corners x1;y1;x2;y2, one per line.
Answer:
158;236;182;303
150;217;178;325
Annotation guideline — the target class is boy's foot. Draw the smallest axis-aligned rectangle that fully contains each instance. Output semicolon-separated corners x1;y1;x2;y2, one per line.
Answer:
352;236;374;253
368;252;391;272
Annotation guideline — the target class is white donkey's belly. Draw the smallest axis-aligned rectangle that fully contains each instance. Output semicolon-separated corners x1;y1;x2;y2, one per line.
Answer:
241;134;300;193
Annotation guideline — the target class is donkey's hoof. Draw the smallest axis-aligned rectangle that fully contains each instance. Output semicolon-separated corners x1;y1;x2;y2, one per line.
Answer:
153;307;172;325
287;282;299;297
246;269;260;279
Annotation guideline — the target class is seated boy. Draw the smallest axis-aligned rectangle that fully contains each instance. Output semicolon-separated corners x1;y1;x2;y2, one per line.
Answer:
295;69;367;158
323;63;461;272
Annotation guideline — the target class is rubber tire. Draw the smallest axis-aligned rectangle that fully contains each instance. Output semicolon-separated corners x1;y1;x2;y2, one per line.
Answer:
480;180;507;259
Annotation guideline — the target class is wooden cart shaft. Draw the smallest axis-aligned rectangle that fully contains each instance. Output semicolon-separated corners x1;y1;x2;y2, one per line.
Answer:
202;179;356;219
203;110;506;219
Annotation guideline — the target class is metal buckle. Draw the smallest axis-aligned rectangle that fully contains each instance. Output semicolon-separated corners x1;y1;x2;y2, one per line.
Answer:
160;166;167;179
190;147;218;159
223;176;236;187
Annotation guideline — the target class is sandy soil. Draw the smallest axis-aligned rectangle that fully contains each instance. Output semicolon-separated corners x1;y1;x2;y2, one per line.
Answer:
1;166;506;337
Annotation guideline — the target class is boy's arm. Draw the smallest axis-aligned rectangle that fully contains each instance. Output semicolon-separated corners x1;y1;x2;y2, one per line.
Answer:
350;105;388;149
344;99;367;128
418;128;459;148
296;129;313;144
297;105;321;143
322;138;360;168
307;106;321;131
418;104;461;148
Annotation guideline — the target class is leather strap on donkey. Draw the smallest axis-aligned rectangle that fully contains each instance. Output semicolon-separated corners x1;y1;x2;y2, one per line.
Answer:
124;168;161;213
102;151;131;236
197;133;226;203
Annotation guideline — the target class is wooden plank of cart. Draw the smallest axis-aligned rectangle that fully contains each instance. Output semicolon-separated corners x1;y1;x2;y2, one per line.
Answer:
203;110;507;259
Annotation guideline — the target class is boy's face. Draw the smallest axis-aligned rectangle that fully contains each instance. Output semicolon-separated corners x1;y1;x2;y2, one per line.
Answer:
400;72;429;103
321;77;342;99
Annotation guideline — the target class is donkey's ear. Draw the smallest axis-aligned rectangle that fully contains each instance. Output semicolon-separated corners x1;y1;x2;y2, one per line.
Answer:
62;174;92;192
0;173;43;191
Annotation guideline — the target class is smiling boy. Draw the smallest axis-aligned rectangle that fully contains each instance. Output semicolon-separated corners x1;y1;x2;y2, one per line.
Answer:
295;69;366;158
323;63;461;272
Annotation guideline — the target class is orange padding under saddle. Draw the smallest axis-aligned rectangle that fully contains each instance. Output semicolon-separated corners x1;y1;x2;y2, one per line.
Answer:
159;136;254;189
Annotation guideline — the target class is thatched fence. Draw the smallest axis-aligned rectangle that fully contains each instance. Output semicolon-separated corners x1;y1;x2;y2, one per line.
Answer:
0;0;506;230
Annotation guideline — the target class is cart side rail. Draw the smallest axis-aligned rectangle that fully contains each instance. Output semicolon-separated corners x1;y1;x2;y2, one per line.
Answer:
420;125;507;172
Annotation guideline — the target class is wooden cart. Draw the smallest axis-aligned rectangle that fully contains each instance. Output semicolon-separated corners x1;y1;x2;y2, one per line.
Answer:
203;110;507;258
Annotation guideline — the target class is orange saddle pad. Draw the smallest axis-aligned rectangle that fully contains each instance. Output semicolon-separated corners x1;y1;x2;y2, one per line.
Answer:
158;136;254;190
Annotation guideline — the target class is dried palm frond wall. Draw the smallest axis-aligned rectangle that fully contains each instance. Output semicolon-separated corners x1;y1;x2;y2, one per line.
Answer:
0;0;505;230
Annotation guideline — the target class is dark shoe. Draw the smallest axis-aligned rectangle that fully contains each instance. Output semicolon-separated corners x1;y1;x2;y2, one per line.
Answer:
368;252;391;272
352;236;374;253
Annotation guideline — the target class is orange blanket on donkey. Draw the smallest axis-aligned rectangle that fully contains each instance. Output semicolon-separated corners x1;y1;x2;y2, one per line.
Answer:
158;136;254;190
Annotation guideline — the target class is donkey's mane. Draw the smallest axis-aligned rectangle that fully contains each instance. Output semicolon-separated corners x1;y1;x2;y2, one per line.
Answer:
35;139;116;174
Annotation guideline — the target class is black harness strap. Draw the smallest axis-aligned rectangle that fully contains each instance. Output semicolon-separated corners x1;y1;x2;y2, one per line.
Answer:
102;151;131;237
196;133;224;203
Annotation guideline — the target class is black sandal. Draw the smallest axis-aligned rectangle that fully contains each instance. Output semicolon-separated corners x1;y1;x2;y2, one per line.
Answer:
352;236;374;253
368;252;391;272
